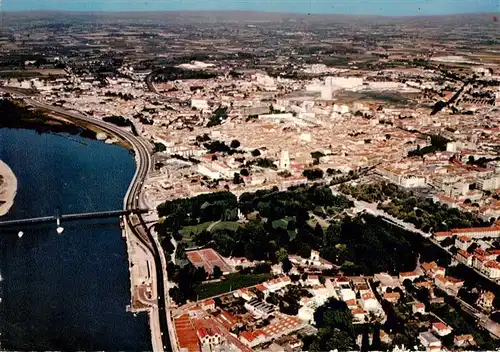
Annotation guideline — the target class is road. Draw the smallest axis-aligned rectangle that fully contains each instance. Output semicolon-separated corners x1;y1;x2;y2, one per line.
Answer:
9;92;172;352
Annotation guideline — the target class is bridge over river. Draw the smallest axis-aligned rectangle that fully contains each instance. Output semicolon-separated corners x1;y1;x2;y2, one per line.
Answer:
0;208;149;227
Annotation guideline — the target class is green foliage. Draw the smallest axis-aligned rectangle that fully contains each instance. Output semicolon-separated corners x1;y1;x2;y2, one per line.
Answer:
207;106;228;127
204;140;231;154
157;191;237;229
240;168;249;177
103;115;131;127
168;262;208;304
305;299;356;351
303;168;324;180
331;214;418;275
251;149;261;157
169;286;187;305
246;157;276;169
153;141;166;153
230;139;240;149
343;181;486;233
311;151;325;161
154;66;217;81
275;247;289;263
213;265;222;279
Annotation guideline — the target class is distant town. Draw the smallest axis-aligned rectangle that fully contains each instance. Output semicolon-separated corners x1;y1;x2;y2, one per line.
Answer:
0;10;499;352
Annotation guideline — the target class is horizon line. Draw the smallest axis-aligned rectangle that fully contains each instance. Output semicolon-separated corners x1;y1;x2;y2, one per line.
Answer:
3;9;499;18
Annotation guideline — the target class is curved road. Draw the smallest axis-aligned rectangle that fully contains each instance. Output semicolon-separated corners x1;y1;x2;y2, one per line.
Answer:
17;95;171;352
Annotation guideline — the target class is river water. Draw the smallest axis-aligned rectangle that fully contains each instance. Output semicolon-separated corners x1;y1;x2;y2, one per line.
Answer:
0;128;151;351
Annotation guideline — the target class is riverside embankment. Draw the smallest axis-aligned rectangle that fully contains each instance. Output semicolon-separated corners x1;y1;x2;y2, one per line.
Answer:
0;159;17;217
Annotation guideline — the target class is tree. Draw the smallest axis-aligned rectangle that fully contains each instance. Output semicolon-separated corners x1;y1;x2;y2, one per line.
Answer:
297;243;312;259
276;247;289;263
311;151;325;162
233;173;244;185
371;323;382;351
161;235;175;254
287;219;296;231
314;223;324;241
282;257;293;273
303;168;324;180
361;325;370;352
402;279;413;292
309;329;356;352
230;139;241;149
251;149;261;157
213;265;222;279
169;287;186;305
240;168;249;177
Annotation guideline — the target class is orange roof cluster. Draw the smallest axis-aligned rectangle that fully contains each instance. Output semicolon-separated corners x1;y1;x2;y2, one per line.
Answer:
433;322;451;331
362;292;377;301
261;316;303;337
400;271;419;277
215;310;238;330
264;275;291;288
174;314;200;352
457;249;472;258
383;292;401;302
193;318;222;340
201;299;215;308
451;226;500;234
484;261;500;269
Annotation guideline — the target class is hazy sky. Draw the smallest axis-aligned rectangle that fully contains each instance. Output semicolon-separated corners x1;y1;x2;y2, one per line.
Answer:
3;0;499;16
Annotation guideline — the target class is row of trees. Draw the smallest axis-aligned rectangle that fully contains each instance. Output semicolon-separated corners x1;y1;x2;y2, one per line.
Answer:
341;181;490;232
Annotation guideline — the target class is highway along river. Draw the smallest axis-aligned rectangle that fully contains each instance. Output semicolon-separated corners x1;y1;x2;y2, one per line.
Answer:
0;128;151;350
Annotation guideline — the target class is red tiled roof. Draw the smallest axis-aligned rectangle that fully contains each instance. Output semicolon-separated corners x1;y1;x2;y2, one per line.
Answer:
433;322;450;331
256;284;267;292
451;226;500;234
174;314;200;352
400;271;418;277
457;249;472;258
485;261;500;269
240;331;255;343
202;299;215;306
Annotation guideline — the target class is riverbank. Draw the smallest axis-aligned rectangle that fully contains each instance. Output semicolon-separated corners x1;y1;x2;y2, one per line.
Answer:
0;159;17;217
0;99;133;150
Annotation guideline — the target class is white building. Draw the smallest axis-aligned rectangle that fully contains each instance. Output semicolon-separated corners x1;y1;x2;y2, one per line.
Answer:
191;99;209;111
197;164;221;179
419;331;442;351
279;150;290;170
298;306;315;323
455;236;472;251
361;292;380;312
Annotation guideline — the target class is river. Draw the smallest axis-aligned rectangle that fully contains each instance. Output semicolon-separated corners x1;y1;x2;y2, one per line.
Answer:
0;128;151;351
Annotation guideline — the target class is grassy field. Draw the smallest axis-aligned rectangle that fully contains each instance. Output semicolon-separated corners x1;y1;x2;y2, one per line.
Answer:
272;216;294;230
195;273;271;300
179;221;241;245
210;221;241;232
179;221;213;238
